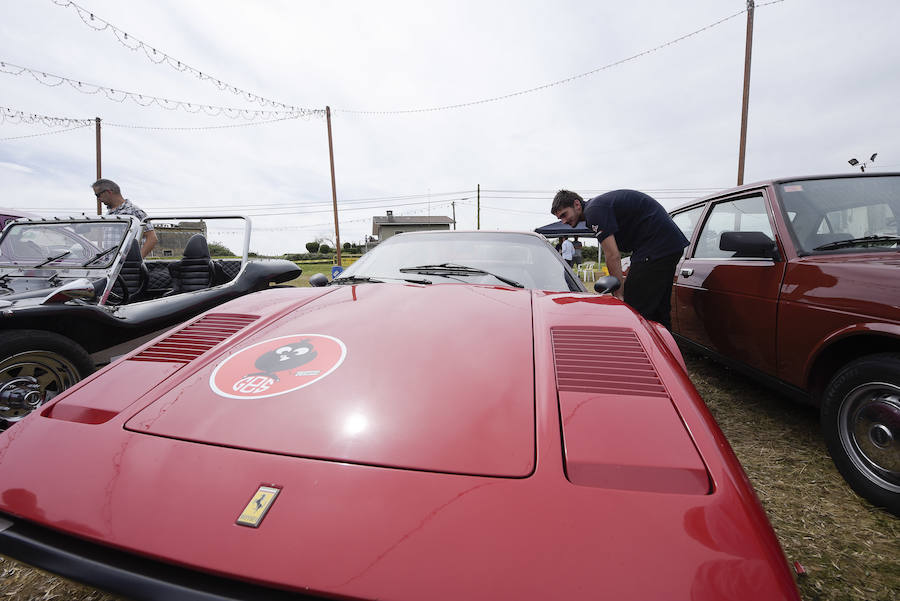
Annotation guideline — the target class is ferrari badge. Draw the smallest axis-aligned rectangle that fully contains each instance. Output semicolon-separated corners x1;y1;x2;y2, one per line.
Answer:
236;485;281;528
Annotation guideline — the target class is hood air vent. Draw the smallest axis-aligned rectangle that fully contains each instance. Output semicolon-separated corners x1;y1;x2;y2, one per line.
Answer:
551;327;668;398
130;313;258;364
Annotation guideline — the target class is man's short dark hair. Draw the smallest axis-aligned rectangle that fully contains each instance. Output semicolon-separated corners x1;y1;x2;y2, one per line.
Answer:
91;178;120;194
551;189;583;215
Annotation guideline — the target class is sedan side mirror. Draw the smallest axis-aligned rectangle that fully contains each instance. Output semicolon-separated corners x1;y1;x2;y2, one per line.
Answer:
719;231;781;260
594;275;621;295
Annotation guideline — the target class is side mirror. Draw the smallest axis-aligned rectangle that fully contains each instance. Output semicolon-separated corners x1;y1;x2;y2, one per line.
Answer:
41;278;97;304
309;273;329;287
594;275;621;295
719;231;780;260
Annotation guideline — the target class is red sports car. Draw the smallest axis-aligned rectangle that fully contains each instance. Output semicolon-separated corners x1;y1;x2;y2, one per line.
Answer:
0;231;800;600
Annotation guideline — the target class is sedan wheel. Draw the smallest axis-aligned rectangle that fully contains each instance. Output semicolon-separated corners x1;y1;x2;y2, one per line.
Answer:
822;353;900;516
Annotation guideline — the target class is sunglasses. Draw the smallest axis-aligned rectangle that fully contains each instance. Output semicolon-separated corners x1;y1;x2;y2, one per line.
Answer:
94;190;108;198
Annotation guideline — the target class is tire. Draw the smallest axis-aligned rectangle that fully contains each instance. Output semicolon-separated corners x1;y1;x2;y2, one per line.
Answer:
0;330;94;424
821;353;900;516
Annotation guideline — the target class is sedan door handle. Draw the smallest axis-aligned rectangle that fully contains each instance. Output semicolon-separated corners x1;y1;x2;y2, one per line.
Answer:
680;268;694;277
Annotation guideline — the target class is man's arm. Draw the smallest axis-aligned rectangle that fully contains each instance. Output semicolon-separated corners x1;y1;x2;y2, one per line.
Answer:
140;228;158;258
600;235;624;300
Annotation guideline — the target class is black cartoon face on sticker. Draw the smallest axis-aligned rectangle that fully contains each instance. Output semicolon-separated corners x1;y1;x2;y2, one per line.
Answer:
249;340;318;381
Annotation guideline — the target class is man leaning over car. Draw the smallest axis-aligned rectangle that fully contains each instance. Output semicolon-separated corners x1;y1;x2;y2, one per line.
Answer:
551;189;688;330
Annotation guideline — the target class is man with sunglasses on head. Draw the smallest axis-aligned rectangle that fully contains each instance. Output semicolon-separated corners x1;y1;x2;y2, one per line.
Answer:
91;178;158;258
551;189;687;331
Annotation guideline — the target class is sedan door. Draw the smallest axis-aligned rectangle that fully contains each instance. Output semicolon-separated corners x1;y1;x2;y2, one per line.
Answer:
673;192;786;376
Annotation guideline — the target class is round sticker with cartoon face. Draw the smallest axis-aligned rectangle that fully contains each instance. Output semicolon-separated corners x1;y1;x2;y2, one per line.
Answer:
210;334;346;399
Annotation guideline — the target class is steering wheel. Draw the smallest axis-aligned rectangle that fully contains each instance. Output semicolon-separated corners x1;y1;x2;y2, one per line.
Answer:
105;274;130;306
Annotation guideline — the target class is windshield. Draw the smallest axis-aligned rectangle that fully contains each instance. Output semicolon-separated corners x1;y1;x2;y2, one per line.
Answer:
336;232;580;291
0;221;130;268
778;176;900;254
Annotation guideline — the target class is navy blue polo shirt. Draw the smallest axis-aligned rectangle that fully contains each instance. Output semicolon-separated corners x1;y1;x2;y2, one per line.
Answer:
582;189;688;262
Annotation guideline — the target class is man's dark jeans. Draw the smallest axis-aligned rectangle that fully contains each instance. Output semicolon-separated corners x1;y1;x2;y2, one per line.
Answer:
622;252;682;330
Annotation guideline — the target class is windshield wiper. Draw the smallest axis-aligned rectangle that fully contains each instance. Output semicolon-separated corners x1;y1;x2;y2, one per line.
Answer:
32;250;71;269
813;235;900;251
81;246;119;267
399;263;524;288
332;275;432;285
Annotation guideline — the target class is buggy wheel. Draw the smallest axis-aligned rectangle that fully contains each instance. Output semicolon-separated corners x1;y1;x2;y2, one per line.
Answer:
0;330;94;424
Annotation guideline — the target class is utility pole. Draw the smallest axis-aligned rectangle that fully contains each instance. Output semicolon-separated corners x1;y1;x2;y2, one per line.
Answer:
736;0;755;186
95;117;102;215
326;106;342;266
477;184;480;230
451;201;456;230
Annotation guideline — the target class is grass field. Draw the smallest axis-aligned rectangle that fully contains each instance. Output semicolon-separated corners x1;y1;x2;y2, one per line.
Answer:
1;276;897;600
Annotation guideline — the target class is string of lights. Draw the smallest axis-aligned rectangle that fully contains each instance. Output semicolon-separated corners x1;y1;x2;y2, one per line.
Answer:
0;105;314;134
1;105;92;128
0;123;91;141
104;114;306;131
44;0;785;118
335;1;785;115
49;0;305;112
0;61;322;120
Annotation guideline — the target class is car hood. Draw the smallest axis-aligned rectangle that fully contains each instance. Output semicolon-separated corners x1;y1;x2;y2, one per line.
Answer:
0;285;801;600
124;283;536;477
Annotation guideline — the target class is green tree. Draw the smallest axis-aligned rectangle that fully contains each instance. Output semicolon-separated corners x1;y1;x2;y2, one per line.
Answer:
208;241;236;257
319;244;332;254
305;241;320;253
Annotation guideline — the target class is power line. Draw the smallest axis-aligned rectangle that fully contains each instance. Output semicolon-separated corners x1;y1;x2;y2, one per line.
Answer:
0;61;322;120
50;0;304;112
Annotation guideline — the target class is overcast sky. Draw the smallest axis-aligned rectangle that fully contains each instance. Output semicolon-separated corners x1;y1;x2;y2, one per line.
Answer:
1;0;897;254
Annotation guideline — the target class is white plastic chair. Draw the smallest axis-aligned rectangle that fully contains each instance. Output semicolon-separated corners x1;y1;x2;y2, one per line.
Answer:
578;261;596;282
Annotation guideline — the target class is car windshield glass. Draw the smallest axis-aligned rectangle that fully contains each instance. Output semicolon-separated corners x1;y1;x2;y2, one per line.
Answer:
0;221;129;268
335;232;576;291
778;176;900;254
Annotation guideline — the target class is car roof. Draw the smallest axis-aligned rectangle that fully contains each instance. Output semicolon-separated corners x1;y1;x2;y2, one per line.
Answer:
668;171;900;213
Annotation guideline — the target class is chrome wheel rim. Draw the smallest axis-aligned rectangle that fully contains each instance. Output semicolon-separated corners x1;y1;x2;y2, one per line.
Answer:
0;350;82;421
838;382;900;492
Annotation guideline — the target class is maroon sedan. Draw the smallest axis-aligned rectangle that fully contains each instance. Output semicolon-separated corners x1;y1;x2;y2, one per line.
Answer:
669;173;900;515
0;232;800;600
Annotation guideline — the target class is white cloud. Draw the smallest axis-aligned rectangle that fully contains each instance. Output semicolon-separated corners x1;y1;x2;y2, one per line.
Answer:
0;162;34;174
1;0;897;253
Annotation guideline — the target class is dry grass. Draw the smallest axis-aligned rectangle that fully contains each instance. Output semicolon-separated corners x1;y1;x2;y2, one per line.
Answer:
2;347;897;600
0;557;124;600
685;350;899;601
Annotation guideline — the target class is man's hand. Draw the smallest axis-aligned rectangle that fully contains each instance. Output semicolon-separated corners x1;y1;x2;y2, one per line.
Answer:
599;235;626;299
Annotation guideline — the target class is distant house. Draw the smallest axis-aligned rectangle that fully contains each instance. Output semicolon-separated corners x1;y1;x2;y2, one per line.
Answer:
371;210;454;243
147;220;207;258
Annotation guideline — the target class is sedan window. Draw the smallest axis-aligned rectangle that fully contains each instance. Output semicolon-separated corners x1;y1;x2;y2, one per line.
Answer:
671;206;705;247
694;195;774;259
